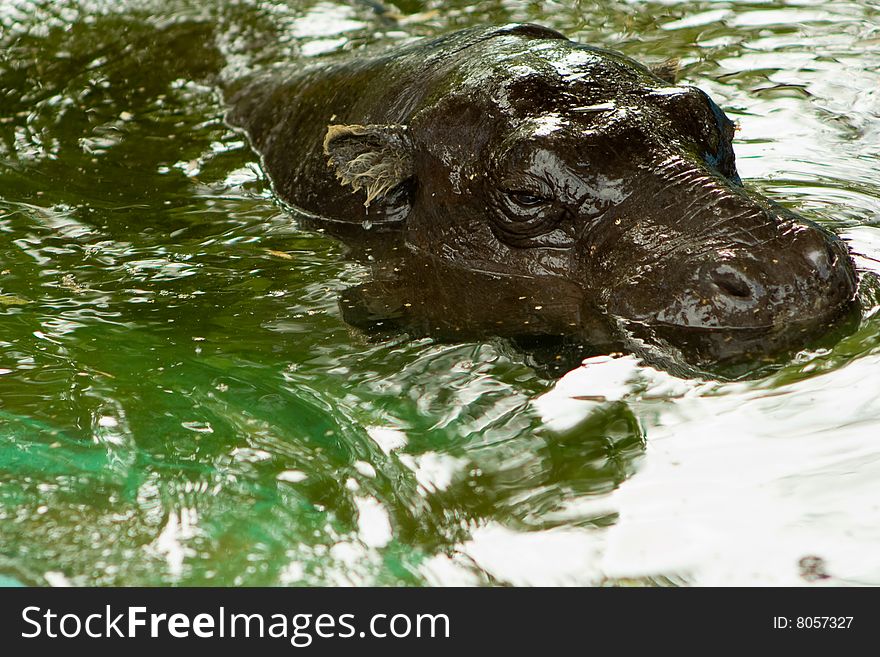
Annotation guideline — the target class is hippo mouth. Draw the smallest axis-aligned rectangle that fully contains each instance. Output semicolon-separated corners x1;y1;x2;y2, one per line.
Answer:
625;295;858;333
607;292;860;368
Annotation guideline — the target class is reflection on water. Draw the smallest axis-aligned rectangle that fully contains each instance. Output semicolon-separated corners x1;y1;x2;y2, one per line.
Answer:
0;0;879;586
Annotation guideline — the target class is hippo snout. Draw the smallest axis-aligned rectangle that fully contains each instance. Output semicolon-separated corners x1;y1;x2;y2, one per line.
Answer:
618;224;857;335
707;230;854;326
598;219;858;366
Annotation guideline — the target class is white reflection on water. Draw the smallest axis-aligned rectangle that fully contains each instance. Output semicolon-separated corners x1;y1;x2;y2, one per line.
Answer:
427;351;880;586
599;354;880;585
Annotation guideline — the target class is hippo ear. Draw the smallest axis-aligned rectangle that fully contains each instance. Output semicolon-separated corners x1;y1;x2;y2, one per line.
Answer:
649;58;680;84
323;124;414;207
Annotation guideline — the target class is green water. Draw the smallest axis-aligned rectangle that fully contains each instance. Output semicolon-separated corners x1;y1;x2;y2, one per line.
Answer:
1;0;879;586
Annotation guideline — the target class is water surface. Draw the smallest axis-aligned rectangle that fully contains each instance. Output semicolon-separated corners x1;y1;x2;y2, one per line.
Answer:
1;0;879;585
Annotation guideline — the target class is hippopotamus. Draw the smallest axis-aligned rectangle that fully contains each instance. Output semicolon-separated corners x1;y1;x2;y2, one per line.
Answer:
225;23;858;369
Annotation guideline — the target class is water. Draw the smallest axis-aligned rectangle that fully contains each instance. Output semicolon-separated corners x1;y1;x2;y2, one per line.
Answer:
0;0;878;586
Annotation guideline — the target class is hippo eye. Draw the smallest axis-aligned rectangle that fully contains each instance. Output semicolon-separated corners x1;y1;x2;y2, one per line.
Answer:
491;186;568;246
504;190;551;207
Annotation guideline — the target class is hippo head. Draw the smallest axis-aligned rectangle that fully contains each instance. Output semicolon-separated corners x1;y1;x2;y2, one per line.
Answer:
324;24;858;366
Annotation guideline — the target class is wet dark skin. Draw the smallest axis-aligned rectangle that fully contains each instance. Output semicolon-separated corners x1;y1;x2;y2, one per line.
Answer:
225;23;858;371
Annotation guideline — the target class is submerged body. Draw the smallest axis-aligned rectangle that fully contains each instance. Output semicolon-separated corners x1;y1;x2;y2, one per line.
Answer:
225;23;858;368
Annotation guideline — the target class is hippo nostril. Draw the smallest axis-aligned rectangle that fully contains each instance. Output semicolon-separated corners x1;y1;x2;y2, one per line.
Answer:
711;268;752;298
826;243;840;268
